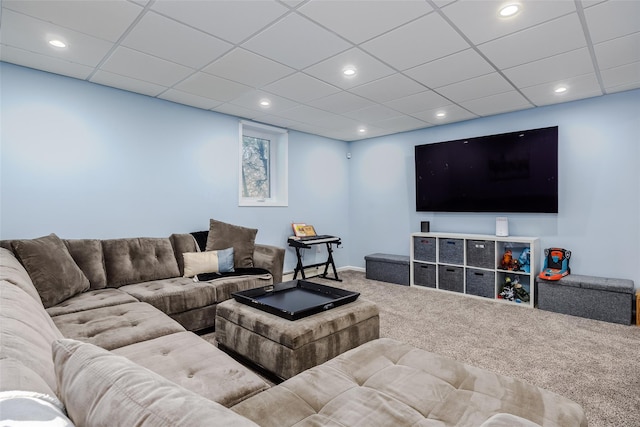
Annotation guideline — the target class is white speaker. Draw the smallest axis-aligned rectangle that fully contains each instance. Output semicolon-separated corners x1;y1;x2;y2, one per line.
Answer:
496;217;509;237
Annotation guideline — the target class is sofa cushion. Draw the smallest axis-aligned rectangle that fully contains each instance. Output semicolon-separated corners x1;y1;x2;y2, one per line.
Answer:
0;281;64;396
206;219;257;268
102;237;180;288
64;239;107;290
119;278;218;315
53;339;260;427
232;338;588;427
169;233;199;275
12;234;90;308
46;288;138;317
52;302;185;350
0;247;42;305
113;332;269;407
183;248;235;277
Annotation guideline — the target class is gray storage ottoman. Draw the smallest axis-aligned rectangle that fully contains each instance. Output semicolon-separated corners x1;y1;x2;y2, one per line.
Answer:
365;253;410;285
536;274;635;325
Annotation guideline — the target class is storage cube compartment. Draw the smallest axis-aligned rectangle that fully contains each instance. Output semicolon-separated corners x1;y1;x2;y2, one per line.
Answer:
365;253;410;285
466;240;495;269
497;273;532;304
438;265;464;293
496;243;531;273
413;262;436;288
413;237;436;262
466;268;495;298
438;238;464;265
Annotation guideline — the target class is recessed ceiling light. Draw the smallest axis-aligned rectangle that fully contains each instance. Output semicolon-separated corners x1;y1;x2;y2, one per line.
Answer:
343;66;357;77
436;112;446;118
259;99;271;107
358;127;366;133
48;39;67;48
499;4;520;17
554;86;568;94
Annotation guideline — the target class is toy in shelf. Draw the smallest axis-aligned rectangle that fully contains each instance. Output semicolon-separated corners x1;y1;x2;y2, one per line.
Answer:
518;248;531;273
499;249;520;271
538;248;571;281
498;276;530;303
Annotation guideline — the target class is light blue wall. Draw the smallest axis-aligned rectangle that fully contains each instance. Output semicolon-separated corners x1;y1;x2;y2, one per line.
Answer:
348;89;640;287
0;63;350;273
2;62;639;287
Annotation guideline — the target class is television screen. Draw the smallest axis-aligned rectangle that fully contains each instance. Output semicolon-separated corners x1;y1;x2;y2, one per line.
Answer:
415;126;558;213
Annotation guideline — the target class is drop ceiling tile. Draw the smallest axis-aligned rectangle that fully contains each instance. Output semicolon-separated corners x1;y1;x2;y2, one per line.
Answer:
90;70;166;97
601;61;640;93
100;47;194;87
308;91;376;114
411;104;477;125
437;72;514;103
0;45;94;80
384;90;450;114
158;89;223;110
122;11;233;69
304;48;395;90
460;91;533;117
213;103;262;120
441;0;576;45
345;105;403;123
311;114;364;130
242;13;351;70
594;33;640;70
273;105;338;125
0;9;114;67
175;72;253;102
404;49;495;89
478;13;586;69
228;90;299;114
297;0;432;44
375;115;431;133
503;48;595;89
2;0;142;42
361;12;470;70
350;74;428;103
250;114;307;130
262;73;340;103
202;48;295;87
151;0;289;44
584;0;640;43
521;73;602;106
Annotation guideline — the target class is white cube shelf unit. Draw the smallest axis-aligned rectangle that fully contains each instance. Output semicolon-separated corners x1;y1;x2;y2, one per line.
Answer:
410;232;540;307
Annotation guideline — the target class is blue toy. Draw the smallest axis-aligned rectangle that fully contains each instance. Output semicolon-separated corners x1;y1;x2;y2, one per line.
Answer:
538;248;571;280
518;248;531;273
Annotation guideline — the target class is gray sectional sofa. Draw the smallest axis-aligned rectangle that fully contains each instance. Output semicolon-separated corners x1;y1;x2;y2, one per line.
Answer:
0;228;588;426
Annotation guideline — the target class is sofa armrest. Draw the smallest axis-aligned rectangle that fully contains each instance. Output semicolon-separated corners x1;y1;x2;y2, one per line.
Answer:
253;244;285;284
170;234;199;276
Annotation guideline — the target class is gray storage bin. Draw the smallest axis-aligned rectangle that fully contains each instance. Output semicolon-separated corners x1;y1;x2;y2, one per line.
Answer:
466;268;495;298
438;238;464;265
365;253;409;285
438;265;464;293
413;237;436;262
413;262;436;288
466;240;495;269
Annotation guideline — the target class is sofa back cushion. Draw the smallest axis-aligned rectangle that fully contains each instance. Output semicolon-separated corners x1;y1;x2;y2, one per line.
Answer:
0;281;64;396
169;233;199;276
205;219;257;269
0;247;43;305
64;239;107;290
11;234;90;308
102;238;180;288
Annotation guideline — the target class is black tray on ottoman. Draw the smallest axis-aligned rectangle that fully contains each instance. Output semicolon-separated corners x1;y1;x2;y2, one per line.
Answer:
231;279;359;320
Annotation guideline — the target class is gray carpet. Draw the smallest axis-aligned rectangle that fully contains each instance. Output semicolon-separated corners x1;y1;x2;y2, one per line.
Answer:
310;270;639;427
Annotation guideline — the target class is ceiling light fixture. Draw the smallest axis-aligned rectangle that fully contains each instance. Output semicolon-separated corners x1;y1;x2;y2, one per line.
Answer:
358;127;366;133
343;66;357;77
259;99;271;107
499;4;520;17
48;39;67;48
436;112;446;118
554;86;568;94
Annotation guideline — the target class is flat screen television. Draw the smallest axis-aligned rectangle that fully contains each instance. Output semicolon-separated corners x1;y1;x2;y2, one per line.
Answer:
415;126;558;213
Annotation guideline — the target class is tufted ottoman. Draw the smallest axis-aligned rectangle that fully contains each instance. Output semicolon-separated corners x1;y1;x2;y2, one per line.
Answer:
215;298;380;380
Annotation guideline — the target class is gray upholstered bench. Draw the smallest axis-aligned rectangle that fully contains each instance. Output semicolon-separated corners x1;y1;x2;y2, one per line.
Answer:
215;298;379;380
365;253;410;285
536;274;635;325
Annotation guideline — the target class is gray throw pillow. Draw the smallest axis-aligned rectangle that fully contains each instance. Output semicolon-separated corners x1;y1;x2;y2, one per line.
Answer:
12;233;90;308
205;219;257;268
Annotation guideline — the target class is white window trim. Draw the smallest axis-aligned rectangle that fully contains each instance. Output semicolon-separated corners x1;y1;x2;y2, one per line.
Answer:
239;120;288;207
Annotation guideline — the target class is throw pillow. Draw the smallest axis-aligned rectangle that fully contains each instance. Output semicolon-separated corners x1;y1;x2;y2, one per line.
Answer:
0;391;74;427
183;248;235;277
52;339;260;427
205;219;257;268
12;233;90;308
